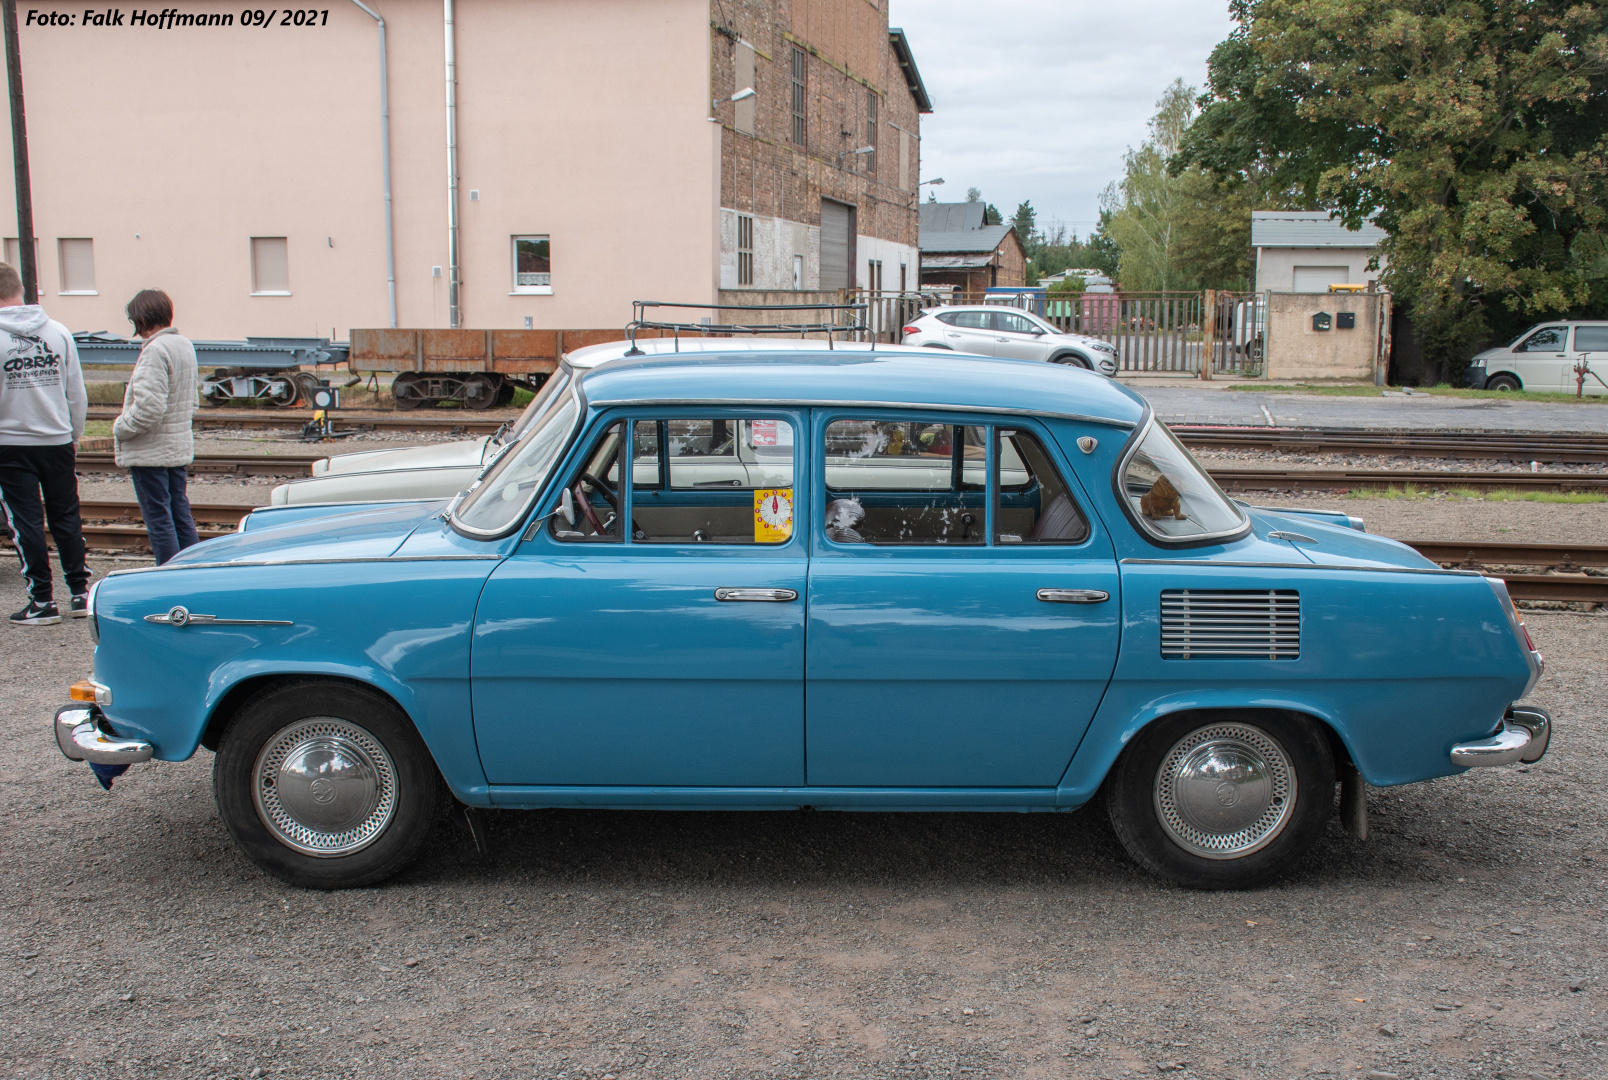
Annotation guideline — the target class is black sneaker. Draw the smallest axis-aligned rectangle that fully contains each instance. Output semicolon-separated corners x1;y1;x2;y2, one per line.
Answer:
69;594;89;618
10;601;61;625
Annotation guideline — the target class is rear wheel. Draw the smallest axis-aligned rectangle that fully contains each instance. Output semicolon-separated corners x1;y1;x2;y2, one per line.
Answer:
391;371;423;410
213;681;439;889
1485;373;1521;391
462;373;500;410
1105;711;1332;889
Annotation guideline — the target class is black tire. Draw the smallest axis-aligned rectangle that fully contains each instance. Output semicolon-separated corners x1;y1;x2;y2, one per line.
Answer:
1485;373;1521;391
1051;353;1092;369
921;343;953;349
213;680;439;889
1105;710;1332;889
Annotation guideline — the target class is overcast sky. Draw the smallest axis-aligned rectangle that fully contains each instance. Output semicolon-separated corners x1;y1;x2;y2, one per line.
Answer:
890;0;1236;238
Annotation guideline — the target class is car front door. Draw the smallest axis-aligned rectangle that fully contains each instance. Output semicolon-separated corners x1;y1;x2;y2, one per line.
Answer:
805;412;1121;789
1510;325;1569;391
471;409;809;787
991;311;1048;361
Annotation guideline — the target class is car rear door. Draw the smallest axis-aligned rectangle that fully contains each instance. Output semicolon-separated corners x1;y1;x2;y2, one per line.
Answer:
805;412;1120;789
937;311;996;355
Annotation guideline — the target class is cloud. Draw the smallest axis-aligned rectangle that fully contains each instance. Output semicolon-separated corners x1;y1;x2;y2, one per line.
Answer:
891;0;1234;234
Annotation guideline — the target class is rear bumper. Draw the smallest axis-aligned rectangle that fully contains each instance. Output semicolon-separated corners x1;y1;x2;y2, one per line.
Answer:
1449;705;1551;767
53;705;154;766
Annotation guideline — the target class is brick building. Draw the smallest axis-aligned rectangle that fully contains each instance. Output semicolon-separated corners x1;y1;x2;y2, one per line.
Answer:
918;202;1026;297
711;1;933;307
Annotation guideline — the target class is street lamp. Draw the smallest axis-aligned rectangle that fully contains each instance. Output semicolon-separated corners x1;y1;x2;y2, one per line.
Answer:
711;86;756;109
918;178;944;188
837;144;875;167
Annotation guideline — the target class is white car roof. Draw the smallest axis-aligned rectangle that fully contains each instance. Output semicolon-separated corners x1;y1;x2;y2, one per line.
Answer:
564;337;947;369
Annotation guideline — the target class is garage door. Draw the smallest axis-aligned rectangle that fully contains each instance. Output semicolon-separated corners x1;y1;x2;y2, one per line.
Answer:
1292;265;1350;293
820;199;853;292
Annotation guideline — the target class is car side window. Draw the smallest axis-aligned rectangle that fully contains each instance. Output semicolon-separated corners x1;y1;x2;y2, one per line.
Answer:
823;419;986;544
995;429;1088;544
1573;326;1608;352
997;312;1037;335
949;311;991;330
551;422;625;543
1518;327;1566;352
631;418;796;545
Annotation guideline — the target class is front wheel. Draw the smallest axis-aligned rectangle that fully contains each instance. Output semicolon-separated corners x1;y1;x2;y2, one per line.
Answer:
1105;711;1332;889
1485;373;1521;391
214;681;439;889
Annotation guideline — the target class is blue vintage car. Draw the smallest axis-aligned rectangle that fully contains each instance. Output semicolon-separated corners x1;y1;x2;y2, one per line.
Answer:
54;350;1550;889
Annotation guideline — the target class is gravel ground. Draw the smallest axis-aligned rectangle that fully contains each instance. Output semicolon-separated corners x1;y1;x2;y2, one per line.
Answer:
3;496;1607;1080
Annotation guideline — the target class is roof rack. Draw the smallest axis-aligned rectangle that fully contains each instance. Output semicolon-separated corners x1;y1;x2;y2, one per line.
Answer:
624;300;870;355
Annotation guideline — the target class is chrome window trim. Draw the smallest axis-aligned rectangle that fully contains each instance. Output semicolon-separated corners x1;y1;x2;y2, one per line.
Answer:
104;555;505;578
279;465;485;487
1113;412;1252;548
449;378;587;540
1120;558;1483;577
582;397;1138;430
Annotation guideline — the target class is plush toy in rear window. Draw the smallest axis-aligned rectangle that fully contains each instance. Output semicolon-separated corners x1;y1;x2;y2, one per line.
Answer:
1140;475;1187;520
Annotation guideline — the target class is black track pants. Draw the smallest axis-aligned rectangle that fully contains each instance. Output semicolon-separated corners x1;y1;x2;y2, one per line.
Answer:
0;443;90;603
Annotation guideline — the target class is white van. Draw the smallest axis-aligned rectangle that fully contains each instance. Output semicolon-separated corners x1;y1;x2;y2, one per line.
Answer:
1465;321;1608;394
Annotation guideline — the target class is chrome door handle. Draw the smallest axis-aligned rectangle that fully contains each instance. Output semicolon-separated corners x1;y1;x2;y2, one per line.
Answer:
714;588;798;602
1036;588;1108;604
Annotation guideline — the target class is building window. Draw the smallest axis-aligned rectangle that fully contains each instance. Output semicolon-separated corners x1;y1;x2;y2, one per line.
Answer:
513;235;552;294
57;238;95;294
734;41;756;136
250;237;289;295
864;91;877;175
790;47;806;147
4;239;39;291
737;215;754;286
793;253;804;290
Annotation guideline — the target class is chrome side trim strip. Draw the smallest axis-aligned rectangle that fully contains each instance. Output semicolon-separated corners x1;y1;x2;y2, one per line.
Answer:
1121;559;1483;577
144;606;293;627
1036;588;1109;604
105;554;505;578
590;398;1139;429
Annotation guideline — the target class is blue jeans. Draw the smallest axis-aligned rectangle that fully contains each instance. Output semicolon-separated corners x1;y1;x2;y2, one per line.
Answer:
129;466;199;565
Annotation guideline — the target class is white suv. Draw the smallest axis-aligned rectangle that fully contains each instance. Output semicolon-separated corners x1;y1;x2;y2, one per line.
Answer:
902;305;1119;375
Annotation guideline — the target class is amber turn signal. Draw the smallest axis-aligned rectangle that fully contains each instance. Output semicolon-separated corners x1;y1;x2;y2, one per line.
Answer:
69;680;111;705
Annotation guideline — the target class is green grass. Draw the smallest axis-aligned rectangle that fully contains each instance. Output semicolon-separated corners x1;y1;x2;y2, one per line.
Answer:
83;420;112;437
510;387;535;408
1227;382;1608;403
1343;484;1605;503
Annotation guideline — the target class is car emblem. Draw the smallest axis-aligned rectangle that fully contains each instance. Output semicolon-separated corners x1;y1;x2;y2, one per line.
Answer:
309;778;336;805
1214;782;1240;808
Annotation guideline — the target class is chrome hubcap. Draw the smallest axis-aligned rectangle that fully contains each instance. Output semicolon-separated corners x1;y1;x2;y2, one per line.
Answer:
1154;723;1295;859
252;718;397;857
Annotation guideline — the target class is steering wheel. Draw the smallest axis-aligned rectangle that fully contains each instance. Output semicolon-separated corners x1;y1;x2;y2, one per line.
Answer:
573;481;610;536
582;471;617;508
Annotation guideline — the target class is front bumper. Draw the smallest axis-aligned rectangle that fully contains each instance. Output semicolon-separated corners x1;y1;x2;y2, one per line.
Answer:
1463;363;1487;388
1449;705;1551;767
54;705;153;766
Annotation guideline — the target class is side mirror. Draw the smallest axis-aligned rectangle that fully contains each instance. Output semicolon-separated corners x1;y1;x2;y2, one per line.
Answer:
559;486;576;526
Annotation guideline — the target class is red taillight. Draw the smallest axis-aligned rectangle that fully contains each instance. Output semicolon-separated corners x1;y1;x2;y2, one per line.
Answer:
902;326;920;336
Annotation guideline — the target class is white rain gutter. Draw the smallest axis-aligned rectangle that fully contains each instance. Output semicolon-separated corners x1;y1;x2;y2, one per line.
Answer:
443;0;462;327
347;0;398;328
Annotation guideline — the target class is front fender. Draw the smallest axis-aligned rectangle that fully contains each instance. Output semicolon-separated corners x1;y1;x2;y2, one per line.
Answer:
89;558;500;801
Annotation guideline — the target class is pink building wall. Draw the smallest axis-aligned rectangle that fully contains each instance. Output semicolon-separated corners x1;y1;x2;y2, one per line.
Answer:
0;0;718;338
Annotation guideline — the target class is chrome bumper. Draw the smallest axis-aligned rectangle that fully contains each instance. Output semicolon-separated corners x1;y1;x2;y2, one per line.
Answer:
53;705;153;766
1449;705;1551;768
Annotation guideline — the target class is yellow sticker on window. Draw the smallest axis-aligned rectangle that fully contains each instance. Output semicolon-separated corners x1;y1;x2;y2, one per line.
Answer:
754;488;794;543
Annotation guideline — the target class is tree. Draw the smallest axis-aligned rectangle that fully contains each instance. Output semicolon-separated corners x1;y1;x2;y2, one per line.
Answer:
983;203;1002;226
1103;80;1198;292
964;187;981;203
1012;201;1037;246
1177;0;1608;377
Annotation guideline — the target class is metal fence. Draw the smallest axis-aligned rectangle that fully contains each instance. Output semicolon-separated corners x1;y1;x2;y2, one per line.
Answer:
1205;290;1264;376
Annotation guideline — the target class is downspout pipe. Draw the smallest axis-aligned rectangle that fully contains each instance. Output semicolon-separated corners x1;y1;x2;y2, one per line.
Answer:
443;0;461;328
348;0;397;328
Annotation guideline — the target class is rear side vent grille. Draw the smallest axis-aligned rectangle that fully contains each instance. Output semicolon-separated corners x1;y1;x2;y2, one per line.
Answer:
1161;590;1299;660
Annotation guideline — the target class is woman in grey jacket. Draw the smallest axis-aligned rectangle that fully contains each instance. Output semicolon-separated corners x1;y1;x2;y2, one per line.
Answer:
114;290;199;564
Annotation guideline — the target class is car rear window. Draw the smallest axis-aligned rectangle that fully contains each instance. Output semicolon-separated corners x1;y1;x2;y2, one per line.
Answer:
1575;326;1608;352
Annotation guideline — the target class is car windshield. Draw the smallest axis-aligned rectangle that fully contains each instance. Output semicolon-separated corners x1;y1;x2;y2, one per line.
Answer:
452;384;580;536
499;369;573;444
1119;420;1247;542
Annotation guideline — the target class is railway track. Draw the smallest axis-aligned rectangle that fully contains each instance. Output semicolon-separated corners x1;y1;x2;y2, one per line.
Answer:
37;501;1608;603
85;406;508;435
1173;426;1608;464
1210;467;1608;494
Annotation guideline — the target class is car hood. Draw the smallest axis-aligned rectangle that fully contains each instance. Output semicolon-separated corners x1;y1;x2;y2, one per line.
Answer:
1245;507;1437;570
167;499;452;565
319;437;491;476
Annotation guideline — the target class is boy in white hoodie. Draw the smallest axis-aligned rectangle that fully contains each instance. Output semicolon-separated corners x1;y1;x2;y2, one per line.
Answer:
0;262;90;624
